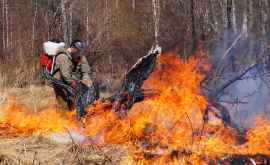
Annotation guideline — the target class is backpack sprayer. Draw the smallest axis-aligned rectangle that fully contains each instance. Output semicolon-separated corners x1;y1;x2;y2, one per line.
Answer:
42;41;65;75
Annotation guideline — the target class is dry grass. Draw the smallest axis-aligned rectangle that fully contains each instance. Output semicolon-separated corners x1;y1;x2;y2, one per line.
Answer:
0;136;130;165
2;86;56;110
1;85;114;110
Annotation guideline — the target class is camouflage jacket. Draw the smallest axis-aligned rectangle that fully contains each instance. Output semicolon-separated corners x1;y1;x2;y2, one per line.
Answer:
53;51;91;85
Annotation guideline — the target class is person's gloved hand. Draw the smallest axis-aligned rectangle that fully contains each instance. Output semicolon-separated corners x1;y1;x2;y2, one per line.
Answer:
82;79;93;87
71;80;77;89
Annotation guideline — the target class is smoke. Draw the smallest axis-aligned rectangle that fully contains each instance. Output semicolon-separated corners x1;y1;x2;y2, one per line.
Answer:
224;69;269;128
209;27;270;128
51;129;86;144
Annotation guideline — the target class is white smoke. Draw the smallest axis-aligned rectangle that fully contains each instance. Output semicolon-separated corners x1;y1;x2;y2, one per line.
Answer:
50;129;86;144
209;27;270;128
223;70;269;128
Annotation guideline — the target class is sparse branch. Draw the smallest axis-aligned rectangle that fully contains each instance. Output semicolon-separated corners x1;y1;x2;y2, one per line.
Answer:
211;63;257;100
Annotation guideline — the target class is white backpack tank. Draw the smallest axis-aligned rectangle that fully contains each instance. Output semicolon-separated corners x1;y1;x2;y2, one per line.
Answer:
43;41;65;56
43;41;66;74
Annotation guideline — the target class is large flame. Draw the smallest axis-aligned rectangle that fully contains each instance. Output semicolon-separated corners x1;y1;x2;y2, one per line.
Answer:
0;52;270;164
0;102;75;137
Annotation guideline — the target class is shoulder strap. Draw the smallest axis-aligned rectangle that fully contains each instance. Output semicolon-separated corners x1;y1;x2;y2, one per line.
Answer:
51;52;76;77
56;51;71;59
51;52;71;76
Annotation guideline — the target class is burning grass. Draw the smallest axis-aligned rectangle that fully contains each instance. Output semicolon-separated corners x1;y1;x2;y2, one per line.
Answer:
0;52;270;164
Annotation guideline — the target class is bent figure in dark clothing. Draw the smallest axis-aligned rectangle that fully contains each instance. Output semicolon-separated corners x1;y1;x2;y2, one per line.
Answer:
41;39;99;120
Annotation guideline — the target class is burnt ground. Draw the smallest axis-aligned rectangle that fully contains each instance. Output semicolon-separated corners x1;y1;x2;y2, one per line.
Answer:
218;154;270;165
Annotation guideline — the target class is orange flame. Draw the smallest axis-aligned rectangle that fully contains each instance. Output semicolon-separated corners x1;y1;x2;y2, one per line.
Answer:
81;53;216;164
0;103;75;137
1;52;270;164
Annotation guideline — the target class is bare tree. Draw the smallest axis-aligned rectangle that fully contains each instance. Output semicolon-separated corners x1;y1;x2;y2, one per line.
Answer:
231;0;237;33
132;0;136;11
5;0;8;49
86;0;90;45
61;0;69;44
2;0;5;50
32;0;38;56
190;0;197;50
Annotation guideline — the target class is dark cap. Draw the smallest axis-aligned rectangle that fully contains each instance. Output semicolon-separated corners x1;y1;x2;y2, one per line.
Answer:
70;40;86;51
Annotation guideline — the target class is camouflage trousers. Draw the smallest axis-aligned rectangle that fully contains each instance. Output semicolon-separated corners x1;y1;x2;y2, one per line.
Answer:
53;84;74;110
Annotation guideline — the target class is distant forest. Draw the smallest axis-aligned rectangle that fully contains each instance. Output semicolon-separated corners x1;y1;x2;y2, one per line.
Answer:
0;0;269;88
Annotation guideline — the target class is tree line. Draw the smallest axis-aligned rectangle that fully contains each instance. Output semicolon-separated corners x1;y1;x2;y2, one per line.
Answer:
0;0;269;89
